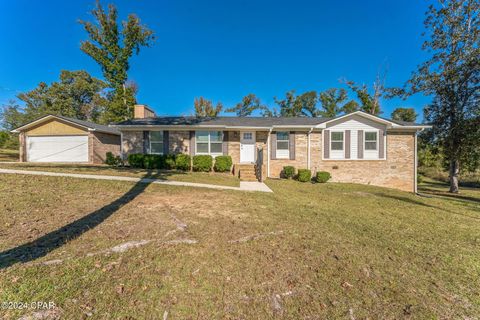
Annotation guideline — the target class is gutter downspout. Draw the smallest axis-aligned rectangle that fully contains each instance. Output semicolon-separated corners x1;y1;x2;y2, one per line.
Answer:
267;128;272;178
307;127;313;170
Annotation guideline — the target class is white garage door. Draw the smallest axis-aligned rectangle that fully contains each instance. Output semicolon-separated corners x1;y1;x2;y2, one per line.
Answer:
27;136;89;162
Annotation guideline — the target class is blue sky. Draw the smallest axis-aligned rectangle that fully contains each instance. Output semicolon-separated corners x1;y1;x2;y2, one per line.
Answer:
0;0;432;120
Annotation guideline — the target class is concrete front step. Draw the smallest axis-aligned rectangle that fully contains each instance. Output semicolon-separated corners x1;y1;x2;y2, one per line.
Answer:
234;163;259;182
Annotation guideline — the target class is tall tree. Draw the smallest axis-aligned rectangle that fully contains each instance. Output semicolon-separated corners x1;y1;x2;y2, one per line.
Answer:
226;94;267;116
391;107;418;122
79;0;155;122
194;97;223;117
318;88;347;117
402;0;479;193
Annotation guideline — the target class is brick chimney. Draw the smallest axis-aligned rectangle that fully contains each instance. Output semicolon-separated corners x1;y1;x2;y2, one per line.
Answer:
134;104;155;119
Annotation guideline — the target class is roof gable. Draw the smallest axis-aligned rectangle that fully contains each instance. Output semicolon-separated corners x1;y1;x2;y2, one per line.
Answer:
11;115;120;135
316;111;429;129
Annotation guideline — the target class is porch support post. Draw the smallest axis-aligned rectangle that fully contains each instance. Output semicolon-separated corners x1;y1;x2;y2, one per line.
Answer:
267;128;272;178
120;132;124;160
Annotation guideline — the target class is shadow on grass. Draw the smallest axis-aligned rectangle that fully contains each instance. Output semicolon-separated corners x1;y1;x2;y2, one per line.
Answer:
0;175;155;270
419;189;480;204
373;192;480;220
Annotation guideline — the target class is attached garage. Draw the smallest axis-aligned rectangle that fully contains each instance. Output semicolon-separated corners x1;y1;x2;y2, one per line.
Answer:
12;115;121;164
26;135;89;162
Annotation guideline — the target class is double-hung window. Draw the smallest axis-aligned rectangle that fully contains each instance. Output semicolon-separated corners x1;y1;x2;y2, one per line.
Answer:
330;131;344;151
364;131;378;151
276;132;289;159
196;131;223;155
150;131;164;154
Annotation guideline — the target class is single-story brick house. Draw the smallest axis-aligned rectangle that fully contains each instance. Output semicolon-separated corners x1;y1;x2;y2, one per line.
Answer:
113;105;431;192
12;115;121;163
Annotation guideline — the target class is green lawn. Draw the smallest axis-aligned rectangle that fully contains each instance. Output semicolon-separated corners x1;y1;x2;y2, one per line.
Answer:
0;163;240;187
0;174;479;319
0;149;18;162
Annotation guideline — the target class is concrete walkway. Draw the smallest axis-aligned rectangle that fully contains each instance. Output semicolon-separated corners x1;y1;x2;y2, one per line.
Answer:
0;168;273;193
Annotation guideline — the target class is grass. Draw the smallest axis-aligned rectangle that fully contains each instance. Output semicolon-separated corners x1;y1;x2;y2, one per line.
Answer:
0;174;479;319
0;163;240;187
0;149;18;162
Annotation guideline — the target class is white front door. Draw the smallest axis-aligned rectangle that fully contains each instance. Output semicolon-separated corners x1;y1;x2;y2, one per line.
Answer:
240;131;255;163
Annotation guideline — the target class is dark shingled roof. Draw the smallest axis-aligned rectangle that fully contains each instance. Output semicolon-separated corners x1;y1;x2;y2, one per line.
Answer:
114;116;332;127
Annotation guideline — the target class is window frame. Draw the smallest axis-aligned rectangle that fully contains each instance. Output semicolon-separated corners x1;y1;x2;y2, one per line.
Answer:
149;131;164;155
330;131;344;152
364;131;378;151
195;131;223;156
276;131;290;159
242;132;253;140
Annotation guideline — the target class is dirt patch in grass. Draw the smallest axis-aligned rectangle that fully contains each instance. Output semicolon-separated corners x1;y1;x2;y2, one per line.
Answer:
0;162;240;187
0;174;479;319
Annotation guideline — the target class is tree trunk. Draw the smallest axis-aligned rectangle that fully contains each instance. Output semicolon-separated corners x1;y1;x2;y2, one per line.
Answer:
449;159;460;193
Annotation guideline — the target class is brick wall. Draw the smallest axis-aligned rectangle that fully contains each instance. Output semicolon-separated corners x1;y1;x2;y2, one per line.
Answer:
310;131;415;192
227;131;240;163
269;132;309;178
267;131;415;192
122;131;144;157
90;132;121;164
169;131;190;154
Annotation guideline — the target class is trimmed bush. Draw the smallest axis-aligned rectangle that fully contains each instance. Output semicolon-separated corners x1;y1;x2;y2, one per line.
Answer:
214;155;232;172
297;169;312;182
128;153;144;168
105;152;122;166
193;155;213;172
175;154;191;171
315;171;331;183
143;154;162;169
165;154;176;170
282;166;295;179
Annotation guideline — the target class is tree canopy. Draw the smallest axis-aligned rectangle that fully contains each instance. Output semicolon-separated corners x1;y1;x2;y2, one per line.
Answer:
0;70;107;131
193;97;223;117
79;0;155;122
226;94;268;117
343;79;384;115
391;107;418;122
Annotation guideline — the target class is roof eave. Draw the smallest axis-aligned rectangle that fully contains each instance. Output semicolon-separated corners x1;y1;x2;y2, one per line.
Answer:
389;125;432;130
